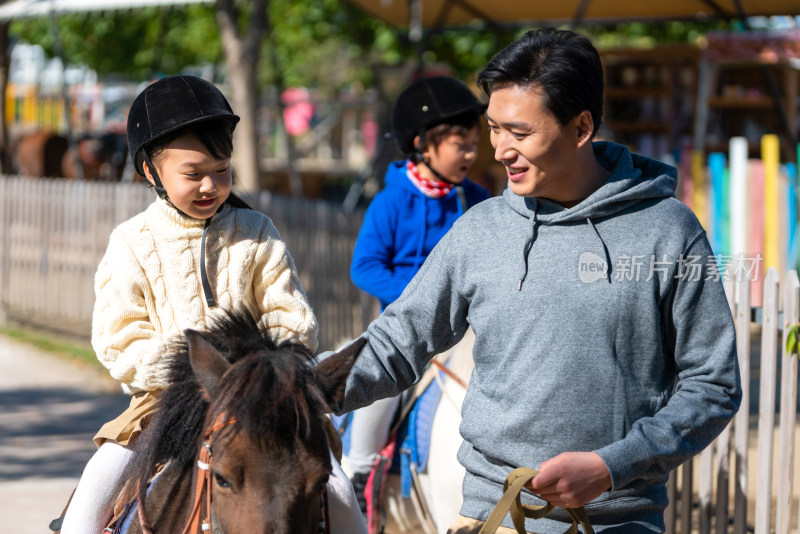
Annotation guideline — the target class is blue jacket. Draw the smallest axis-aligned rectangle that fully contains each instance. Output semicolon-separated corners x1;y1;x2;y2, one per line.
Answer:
351;160;490;310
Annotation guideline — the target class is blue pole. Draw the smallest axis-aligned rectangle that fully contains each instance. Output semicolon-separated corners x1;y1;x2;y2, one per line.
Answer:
708;152;727;256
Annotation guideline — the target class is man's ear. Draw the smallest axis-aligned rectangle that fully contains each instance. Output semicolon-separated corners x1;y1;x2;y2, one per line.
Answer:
575;111;594;148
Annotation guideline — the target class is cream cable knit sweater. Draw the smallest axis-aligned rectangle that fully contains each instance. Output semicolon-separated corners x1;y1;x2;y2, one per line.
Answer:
92;197;318;394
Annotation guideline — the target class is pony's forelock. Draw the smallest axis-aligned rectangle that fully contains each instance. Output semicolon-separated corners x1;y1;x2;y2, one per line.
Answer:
126;308;324;502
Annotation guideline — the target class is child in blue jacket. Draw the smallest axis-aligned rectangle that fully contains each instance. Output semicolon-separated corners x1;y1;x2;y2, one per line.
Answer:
348;76;490;509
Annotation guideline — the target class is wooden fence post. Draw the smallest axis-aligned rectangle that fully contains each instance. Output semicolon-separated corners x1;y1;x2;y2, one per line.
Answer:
714;273;737;534
776;270;799;534
680;461;694;534
754;268;779;533
733;268;752;534
665;472;677;534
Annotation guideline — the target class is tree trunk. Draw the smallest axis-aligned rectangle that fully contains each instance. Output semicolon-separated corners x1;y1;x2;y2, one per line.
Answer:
215;0;268;194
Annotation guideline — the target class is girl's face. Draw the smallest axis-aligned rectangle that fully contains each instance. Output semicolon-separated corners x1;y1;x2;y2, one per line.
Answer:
420;126;480;184
144;133;232;220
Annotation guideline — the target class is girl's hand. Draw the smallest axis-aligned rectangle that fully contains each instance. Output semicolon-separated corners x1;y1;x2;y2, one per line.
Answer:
526;451;611;508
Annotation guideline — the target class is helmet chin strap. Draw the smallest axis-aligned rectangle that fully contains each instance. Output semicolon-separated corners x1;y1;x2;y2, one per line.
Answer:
412;153;468;213
414;130;458;186
142;152;218;308
414;133;468;213
143;153;190;218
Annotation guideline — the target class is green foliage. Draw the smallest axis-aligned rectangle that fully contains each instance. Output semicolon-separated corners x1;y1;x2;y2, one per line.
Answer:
8;3;737;92
787;323;800;357
10;5;221;79
580;19;733;49
263;0;403;92
424;24;522;79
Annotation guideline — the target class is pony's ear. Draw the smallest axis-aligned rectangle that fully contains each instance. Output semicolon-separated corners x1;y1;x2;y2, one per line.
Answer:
185;329;231;399
314;337;367;406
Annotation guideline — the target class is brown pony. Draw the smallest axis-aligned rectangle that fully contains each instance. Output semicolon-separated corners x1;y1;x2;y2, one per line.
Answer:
115;308;364;534
11;129;128;179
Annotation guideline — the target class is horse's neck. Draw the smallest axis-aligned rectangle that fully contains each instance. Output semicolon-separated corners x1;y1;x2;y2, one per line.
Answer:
132;462;198;534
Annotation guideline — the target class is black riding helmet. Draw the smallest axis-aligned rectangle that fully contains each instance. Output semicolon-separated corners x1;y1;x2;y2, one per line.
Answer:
127;75;240;200
126;75;243;309
391;76;486;157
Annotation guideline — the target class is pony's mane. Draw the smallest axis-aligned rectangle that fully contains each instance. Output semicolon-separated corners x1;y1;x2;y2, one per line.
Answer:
126;308;327;499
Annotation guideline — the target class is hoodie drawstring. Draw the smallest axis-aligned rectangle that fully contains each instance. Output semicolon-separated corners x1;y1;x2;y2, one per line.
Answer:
518;206;538;291
586;218;612;283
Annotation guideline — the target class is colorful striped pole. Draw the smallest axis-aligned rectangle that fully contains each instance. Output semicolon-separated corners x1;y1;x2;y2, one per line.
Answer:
692;150;707;229
709;152;727;255
750;158;765;307
788;162;799;271
678;141;694;209
729;137;749;264
762;134;780;272
721;166;731;258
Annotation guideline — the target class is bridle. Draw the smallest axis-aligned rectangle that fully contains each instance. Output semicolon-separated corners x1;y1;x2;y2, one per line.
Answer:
135;414;235;534
183;414;237;534
136;412;332;534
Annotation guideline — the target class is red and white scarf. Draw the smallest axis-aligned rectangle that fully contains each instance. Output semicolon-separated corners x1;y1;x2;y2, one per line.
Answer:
405;160;453;198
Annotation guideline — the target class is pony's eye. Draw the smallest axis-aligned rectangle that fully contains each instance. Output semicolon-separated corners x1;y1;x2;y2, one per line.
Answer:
214;472;232;489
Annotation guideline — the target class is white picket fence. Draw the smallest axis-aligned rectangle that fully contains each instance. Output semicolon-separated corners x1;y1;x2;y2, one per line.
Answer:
665;268;800;534
0;176;369;351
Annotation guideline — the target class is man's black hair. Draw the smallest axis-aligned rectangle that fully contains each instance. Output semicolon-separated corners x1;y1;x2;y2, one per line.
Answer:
477;28;604;137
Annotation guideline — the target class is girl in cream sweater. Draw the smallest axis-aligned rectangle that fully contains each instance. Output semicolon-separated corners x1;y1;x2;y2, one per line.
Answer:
59;75;364;534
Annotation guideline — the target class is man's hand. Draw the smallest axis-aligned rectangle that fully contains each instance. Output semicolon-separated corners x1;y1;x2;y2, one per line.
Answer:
526;452;612;508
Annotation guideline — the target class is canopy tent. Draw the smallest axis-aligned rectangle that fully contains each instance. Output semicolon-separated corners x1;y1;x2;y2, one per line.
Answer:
345;0;800;29
0;0;212;20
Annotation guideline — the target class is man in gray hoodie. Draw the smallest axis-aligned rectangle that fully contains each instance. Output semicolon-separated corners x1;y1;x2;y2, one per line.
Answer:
334;28;741;533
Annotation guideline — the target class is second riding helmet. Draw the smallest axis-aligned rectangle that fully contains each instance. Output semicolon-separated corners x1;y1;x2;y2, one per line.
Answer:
127;75;240;177
391;76;486;155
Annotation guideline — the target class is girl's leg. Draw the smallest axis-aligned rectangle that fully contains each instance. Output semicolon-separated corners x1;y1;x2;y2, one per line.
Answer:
346;395;401;512
347;395;401;474
327;450;368;534
60;441;135;534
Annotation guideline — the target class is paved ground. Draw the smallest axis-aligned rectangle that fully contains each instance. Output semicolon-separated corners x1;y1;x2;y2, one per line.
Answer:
1;328;798;533
0;335;128;534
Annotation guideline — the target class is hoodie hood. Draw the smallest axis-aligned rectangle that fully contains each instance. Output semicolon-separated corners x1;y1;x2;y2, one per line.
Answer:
504;141;677;224
505;141;677;290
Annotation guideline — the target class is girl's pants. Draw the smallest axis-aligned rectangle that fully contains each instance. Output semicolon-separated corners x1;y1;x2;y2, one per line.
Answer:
59;441;134;534
347;395;401;474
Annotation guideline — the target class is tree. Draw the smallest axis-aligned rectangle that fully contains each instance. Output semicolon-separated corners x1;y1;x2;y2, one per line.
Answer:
216;0;267;193
8;1;729;189
11;6;222;79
